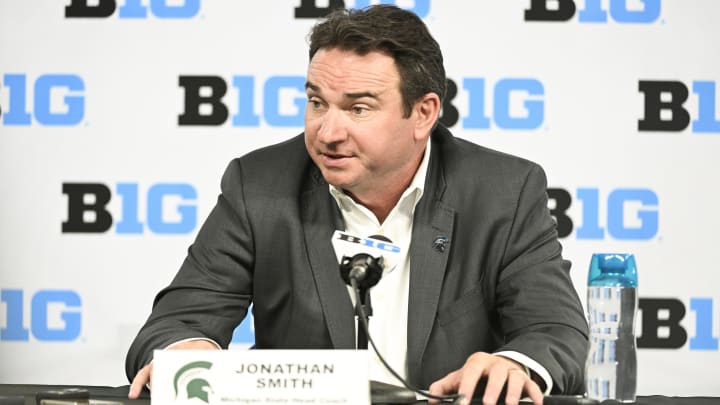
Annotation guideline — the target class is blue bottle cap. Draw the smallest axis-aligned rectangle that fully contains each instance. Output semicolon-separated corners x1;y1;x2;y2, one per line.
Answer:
588;253;638;287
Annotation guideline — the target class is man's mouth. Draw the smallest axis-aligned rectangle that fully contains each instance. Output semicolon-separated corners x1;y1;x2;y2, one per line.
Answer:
324;152;350;159
320;148;354;158
320;151;353;166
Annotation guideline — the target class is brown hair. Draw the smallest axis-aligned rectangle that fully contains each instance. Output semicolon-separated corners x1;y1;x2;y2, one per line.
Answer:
308;5;446;118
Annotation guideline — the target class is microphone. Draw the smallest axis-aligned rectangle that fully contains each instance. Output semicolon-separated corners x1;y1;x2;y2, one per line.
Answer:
330;231;462;404
339;253;383;291
333;231;391;351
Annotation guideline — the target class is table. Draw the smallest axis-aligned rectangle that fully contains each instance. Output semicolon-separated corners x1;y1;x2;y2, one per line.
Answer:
1;384;718;405
0;384;148;405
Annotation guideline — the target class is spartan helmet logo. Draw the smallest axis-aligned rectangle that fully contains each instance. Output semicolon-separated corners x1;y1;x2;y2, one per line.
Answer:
173;361;214;403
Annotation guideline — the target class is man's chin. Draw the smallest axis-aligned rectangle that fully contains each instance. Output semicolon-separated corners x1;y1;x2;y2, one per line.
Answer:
319;167;348;183
322;174;357;193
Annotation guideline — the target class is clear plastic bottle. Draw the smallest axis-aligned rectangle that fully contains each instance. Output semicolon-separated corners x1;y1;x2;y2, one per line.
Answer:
585;253;638;402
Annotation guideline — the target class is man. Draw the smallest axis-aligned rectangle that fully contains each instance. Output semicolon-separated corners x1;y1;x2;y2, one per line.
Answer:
126;5;588;405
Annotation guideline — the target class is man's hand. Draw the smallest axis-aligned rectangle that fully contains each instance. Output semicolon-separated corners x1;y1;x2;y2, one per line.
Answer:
128;339;219;399
428;352;544;405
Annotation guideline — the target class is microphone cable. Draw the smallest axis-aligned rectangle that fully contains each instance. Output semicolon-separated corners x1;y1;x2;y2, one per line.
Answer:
349;277;463;404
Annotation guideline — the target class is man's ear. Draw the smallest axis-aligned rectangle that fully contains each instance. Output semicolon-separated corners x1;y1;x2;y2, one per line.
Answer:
413;93;441;141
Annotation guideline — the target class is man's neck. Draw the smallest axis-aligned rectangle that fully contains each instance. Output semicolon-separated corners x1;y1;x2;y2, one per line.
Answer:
334;138;431;224
342;187;406;224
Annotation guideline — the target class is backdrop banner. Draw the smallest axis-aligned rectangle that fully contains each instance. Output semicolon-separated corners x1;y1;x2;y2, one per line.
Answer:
1;0;718;396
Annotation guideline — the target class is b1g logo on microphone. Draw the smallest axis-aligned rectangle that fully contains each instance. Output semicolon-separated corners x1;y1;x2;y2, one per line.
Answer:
638;80;720;133
548;187;659;240
441;77;545;130
62;182;197;234
639;297;719;351
65;0;201;18
1;289;82;342
295;0;430;19
525;0;661;23
1;74;85;126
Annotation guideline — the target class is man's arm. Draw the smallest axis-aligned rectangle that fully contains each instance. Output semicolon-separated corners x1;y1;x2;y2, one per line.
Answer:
128;339;219;399
125;159;255;381
429;163;589;405
491;163;588;393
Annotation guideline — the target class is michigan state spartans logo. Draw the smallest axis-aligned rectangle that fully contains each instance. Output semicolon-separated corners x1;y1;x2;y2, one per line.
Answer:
173;361;214;403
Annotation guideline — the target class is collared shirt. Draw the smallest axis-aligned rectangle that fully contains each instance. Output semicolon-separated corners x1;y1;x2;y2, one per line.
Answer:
329;140;431;386
329;140;553;393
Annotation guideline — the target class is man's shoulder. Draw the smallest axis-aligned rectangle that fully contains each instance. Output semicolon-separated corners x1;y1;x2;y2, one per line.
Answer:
241;133;308;163
221;133;318;194
433;125;541;174
430;126;550;208
227;133;312;174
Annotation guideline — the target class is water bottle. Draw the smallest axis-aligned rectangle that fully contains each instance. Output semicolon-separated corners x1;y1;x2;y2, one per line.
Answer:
585;253;638;402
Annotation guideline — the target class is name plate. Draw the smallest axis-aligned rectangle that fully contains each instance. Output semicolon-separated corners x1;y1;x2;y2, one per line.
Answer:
152;349;370;405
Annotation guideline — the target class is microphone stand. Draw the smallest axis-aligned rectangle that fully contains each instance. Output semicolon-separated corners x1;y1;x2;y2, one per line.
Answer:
340;253;460;402
349;277;462;404
339;253;383;349
356;287;372;349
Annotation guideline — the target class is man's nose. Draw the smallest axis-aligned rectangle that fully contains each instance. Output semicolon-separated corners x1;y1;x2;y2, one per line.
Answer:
316;109;348;144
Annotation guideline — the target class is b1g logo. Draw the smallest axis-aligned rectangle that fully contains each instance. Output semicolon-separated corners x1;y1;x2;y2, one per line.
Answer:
178;75;306;127
441;77;545;130
1;74;85;126
548;187;659;240
639;297;719;350
65;0;201;18
525;0;661;23
295;0;430;19
62;182;197;234
638;80;720;133
1;289;82;342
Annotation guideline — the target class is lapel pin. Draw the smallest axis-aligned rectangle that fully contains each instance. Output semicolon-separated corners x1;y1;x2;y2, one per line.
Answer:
432;236;449;253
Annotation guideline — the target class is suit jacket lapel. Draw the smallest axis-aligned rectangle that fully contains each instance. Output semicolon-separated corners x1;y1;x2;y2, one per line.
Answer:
407;136;455;385
301;167;356;349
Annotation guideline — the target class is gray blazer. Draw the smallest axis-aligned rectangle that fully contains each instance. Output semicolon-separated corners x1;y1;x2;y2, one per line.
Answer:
126;125;589;394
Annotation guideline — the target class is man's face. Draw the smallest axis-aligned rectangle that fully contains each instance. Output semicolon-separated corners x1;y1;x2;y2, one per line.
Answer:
304;48;429;200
